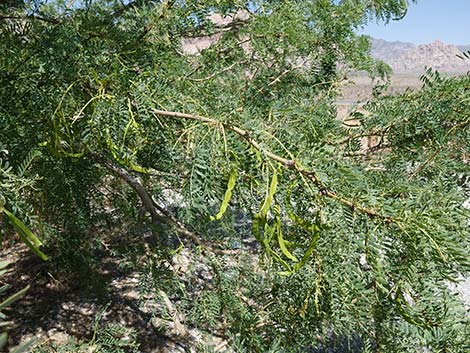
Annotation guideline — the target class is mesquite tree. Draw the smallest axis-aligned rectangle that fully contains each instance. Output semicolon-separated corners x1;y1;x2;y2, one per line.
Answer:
1;0;469;351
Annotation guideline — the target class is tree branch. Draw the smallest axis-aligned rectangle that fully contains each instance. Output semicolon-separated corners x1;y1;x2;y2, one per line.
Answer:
189;60;248;82
91;154;240;254
152;109;395;223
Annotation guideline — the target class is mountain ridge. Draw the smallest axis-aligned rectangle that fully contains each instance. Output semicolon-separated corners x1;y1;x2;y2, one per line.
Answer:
369;38;470;73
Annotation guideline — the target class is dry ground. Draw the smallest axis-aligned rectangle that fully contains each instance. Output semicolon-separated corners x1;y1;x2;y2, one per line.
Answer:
1;240;171;352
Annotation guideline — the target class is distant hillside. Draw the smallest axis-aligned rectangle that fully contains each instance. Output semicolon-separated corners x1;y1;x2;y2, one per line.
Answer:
457;44;470;53
369;38;416;62
370;38;470;74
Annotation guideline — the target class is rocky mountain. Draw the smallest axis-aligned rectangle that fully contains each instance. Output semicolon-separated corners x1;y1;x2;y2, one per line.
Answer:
369;38;416;62
370;38;470;73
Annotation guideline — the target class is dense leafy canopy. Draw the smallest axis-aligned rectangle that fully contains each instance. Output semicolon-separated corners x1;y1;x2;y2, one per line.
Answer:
0;0;469;352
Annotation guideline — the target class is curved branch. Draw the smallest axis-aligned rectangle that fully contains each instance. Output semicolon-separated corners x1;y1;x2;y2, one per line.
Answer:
152;109;395;223
91;154;240;254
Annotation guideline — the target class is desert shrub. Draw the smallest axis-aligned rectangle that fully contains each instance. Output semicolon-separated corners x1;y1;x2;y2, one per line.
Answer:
1;1;469;352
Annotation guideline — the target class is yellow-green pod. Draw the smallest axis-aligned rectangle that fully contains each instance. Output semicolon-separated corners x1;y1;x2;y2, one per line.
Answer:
276;216;298;262
259;171;278;219
210;168;237;221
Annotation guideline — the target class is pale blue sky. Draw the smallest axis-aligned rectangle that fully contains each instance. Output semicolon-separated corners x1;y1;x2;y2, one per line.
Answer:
361;0;470;44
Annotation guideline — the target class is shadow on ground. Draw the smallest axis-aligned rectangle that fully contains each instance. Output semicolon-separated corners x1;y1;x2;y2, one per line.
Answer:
2;240;173;352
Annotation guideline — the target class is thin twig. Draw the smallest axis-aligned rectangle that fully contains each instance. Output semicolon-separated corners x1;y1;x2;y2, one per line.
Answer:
255;61;307;94
267;61;306;87
189;60;248;82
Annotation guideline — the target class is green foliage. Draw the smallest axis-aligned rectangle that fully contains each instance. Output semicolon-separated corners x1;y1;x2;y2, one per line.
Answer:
0;150;48;351
0;261;37;353
0;0;469;352
0;261;23;350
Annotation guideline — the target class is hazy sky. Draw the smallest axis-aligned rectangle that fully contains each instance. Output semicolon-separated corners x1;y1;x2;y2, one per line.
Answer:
361;0;470;44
